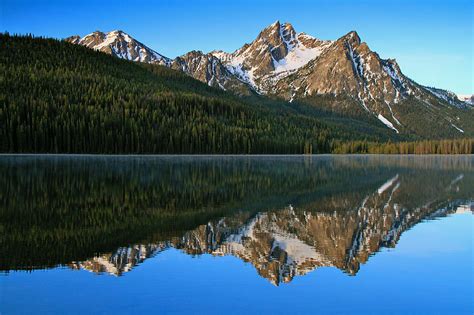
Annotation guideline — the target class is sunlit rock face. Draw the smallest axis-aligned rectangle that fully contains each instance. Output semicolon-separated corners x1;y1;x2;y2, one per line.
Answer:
170;50;252;94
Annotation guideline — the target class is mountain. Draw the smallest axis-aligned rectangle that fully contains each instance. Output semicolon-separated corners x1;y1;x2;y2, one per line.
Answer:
209;21;333;93
157;201;468;285
66;23;473;137
209;21;471;135
423;87;471;108
170;50;252;94
65;30;171;65
457;94;474;105
4;33;409;155
66;30;252;94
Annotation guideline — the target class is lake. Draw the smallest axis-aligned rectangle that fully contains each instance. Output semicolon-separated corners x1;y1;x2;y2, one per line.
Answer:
0;155;472;314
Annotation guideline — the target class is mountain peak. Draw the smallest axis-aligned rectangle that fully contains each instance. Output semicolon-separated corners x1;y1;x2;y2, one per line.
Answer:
280;22;297;45
341;30;361;45
281;22;294;31
269;20;281;29
263;21;296;37
66;30;170;65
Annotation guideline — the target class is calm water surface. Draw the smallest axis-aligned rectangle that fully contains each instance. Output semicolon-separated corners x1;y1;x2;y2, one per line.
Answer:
0;155;473;314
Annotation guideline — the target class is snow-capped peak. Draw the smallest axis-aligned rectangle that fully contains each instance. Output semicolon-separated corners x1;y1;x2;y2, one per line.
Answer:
66;30;171;66
272;23;332;75
207;21;333;92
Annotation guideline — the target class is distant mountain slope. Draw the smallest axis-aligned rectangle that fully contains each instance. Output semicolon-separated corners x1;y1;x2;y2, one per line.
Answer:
2;34;406;154
209;21;334;92
170;50;253;94
66;23;473;137
456;94;474;105
66;30;171;65
66;31;254;95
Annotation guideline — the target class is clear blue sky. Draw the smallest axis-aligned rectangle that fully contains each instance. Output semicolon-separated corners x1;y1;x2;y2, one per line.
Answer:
1;0;472;94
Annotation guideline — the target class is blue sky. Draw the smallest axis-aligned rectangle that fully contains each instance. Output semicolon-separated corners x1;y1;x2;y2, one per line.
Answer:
2;0;472;94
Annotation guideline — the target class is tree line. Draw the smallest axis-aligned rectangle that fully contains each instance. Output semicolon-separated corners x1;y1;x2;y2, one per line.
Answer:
331;139;473;154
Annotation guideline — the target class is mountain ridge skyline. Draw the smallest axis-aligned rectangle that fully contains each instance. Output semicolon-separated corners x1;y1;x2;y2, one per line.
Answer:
63;20;473;98
64;22;473;137
64;22;470;95
4;0;471;94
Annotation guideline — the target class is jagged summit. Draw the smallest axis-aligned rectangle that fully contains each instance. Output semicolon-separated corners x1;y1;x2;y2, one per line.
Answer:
208;21;334;92
341;30;361;43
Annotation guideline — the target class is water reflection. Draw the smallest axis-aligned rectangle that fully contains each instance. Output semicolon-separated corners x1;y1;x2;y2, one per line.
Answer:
0;155;472;285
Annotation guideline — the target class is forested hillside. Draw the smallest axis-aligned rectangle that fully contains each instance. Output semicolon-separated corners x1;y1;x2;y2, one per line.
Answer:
0;34;472;154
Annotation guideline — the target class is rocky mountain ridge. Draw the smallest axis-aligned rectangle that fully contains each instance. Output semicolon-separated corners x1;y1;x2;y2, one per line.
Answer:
66;30;170;65
66;23;472;136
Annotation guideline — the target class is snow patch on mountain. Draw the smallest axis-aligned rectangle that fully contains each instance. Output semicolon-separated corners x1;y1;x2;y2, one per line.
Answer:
272;24;331;74
272;234;327;264
377;114;399;133
272;44;324;74
226;57;259;89
451;123;464;133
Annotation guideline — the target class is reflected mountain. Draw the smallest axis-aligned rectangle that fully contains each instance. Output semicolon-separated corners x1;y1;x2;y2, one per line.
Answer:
1;156;472;285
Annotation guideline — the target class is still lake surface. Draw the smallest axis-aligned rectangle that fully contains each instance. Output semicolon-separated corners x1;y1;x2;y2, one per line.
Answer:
0;155;472;314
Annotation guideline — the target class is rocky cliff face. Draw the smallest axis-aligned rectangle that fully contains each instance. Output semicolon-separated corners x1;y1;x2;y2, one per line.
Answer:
274;32;413;103
171;50;251;93
210;21;334;94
